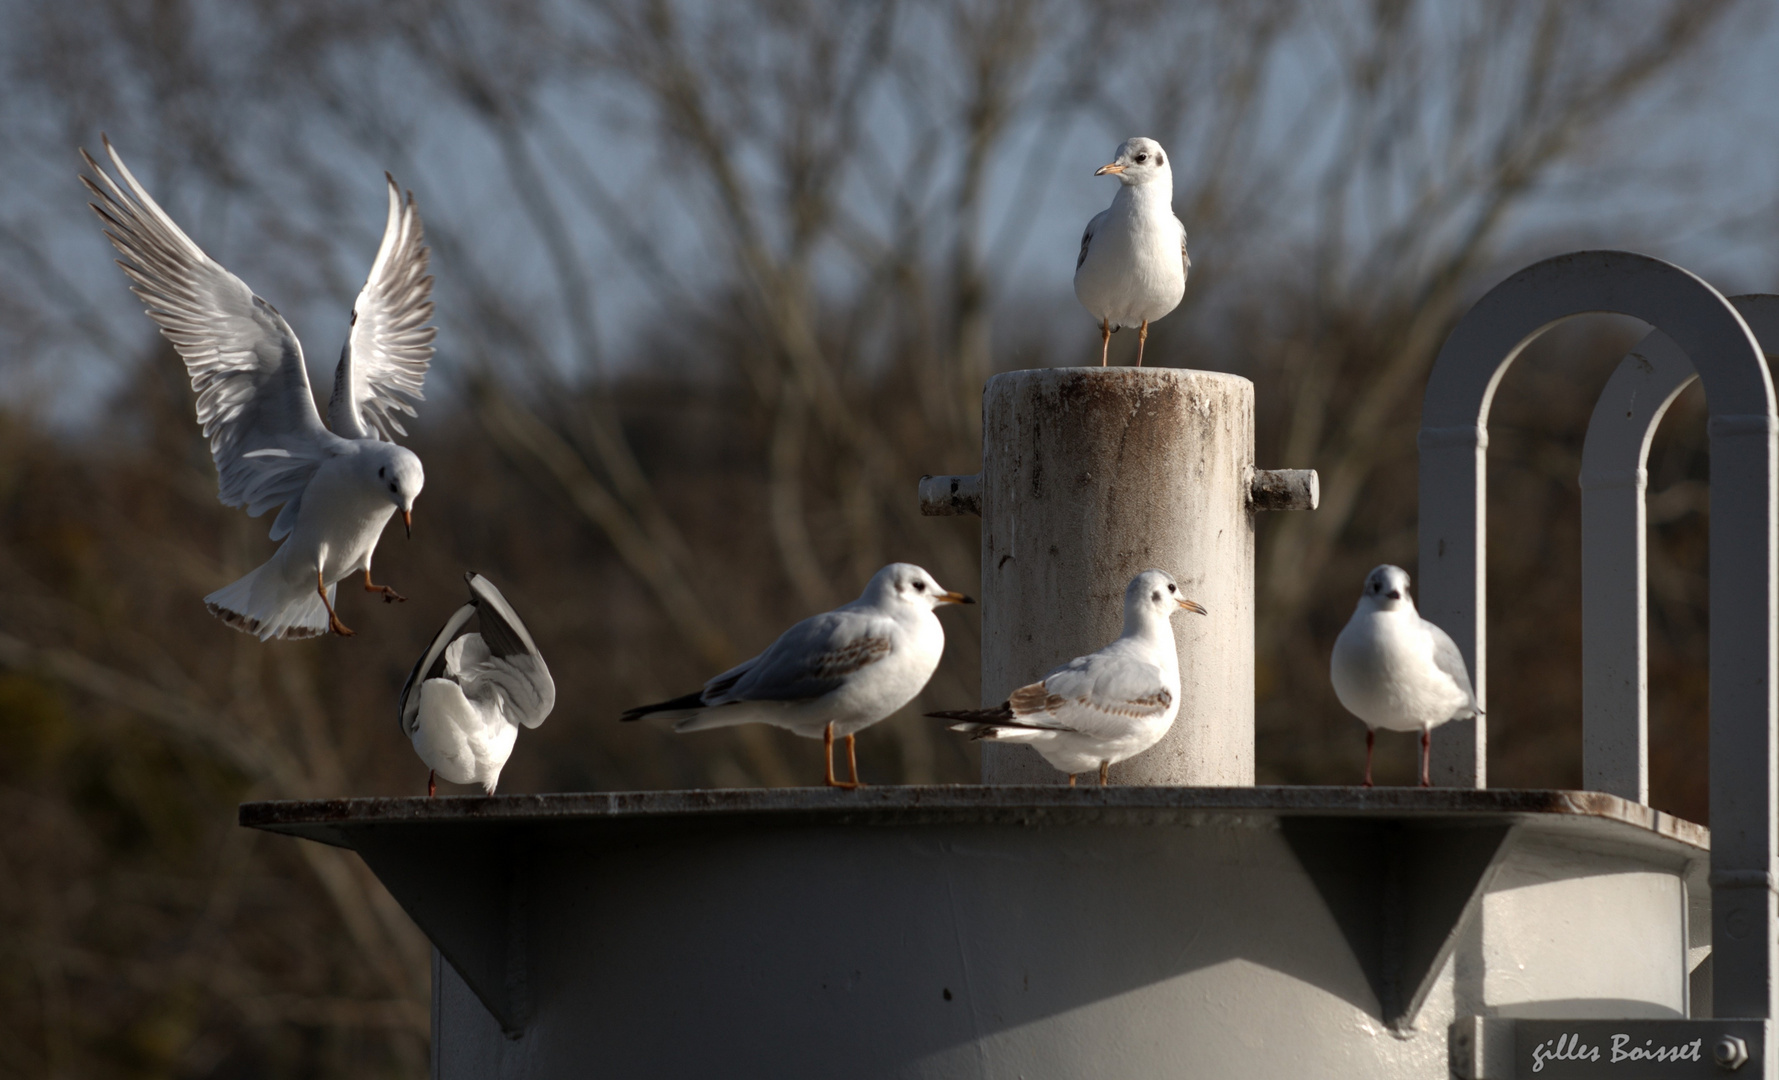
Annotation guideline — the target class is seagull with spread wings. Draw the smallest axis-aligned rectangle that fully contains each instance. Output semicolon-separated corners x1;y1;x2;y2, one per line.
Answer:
82;137;434;640
621;563;973;788
401;573;555;796
931;570;1206;786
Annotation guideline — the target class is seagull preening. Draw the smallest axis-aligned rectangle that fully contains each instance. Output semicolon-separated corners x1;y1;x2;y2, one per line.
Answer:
1073;137;1189;368
930;570;1206;786
400;573;555;796
82;137;434;640
620;563;973;788
1330;565;1482;787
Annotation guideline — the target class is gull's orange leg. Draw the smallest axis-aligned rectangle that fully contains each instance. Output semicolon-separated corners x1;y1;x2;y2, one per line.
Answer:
428;771;436;798
1136;319;1149;367
1098;761;1110;786
317;570;354;637
1099;319;1112;367
1068;774;1078;787
363;568;407;604
1363;729;1375;788
824;723;859;789
845;733;865;788
1420;727;1433;788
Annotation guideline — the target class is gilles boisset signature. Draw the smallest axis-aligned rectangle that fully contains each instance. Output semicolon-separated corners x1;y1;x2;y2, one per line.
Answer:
1530;1032;1705;1072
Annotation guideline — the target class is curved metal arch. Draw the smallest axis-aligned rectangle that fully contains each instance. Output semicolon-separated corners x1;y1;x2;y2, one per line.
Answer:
1416;250;1777;1026
1579;296;1779;805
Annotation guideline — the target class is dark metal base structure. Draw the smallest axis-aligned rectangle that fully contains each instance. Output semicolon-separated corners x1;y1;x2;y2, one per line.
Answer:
241;788;1709;1080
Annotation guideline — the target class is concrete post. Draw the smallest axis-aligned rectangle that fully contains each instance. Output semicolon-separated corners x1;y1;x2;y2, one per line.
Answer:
972;368;1256;786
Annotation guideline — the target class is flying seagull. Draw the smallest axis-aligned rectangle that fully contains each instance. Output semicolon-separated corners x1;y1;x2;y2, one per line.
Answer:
621;563;973;788
1330;564;1481;787
931;570;1206;785
400;573;555;796
82;137;433;639
1073;137;1189;367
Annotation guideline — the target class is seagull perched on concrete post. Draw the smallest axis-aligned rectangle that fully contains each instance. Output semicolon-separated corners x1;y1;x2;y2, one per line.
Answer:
930;570;1207;785
1073;137;1189;367
1330;565;1481;787
620;564;973;788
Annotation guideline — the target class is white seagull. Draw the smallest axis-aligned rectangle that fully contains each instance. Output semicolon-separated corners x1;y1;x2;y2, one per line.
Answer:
1330;565;1481;787
621;563;973;788
930;570;1206;786
82;137;433;640
1073;136;1189;368
400;573;555;796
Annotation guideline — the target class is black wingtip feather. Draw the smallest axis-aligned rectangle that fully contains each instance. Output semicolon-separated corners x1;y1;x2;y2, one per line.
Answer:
620;691;707;722
925;704;1014;724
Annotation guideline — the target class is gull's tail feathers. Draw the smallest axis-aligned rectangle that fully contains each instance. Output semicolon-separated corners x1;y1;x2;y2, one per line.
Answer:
928;705;1070;742
204;562;332;641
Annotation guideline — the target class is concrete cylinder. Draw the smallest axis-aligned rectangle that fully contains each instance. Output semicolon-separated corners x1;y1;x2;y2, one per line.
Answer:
978;367;1255;785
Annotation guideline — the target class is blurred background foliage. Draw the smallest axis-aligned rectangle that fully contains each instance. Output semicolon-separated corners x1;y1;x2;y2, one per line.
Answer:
0;0;1774;1074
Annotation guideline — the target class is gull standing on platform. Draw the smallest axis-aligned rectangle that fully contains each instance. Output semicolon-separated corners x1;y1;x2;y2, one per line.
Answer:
83;138;434;639
930;570;1207;785
1331;565;1481;787
401;573;555;796
620;564;973;788
1073;137;1189;367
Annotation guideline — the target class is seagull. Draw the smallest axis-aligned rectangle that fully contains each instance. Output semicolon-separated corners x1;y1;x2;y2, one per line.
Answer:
1330;565;1482;787
929;570;1206;785
81;137;433;640
1073;137;1189;368
620;563;973;788
400;573;555;796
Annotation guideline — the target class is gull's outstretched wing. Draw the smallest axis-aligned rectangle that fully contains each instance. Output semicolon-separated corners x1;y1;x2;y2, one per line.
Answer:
328;176;434;441
83;138;334;537
704;608;893;706
460;573;554;729
399;599;477;735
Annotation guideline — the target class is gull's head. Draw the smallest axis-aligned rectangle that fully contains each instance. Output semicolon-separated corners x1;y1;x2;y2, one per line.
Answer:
866;563;974;612
1125;569;1208;624
364;443;425;535
1359;564;1413;613
1095;137;1171;187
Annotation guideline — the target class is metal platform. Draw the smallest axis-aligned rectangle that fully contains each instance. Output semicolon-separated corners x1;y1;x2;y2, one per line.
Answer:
242;786;1708;1079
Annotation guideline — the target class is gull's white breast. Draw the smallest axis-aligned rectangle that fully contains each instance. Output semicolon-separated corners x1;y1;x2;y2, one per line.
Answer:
1331;611;1469;732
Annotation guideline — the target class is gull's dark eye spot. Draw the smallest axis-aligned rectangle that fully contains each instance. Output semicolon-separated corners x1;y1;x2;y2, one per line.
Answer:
389;483;398;493
1152;591;1162;602
1167;583;1176;592
913;580;925;591
1135;152;1148;163
378;466;386;478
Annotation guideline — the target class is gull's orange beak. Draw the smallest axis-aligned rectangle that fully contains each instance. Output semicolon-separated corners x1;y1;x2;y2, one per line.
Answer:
1178;598;1208;615
939;591;975;605
1095;162;1127;176
402;509;413;538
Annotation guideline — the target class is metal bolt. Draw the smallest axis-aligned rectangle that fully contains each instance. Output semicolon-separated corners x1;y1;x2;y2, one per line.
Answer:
1713;1034;1749;1070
